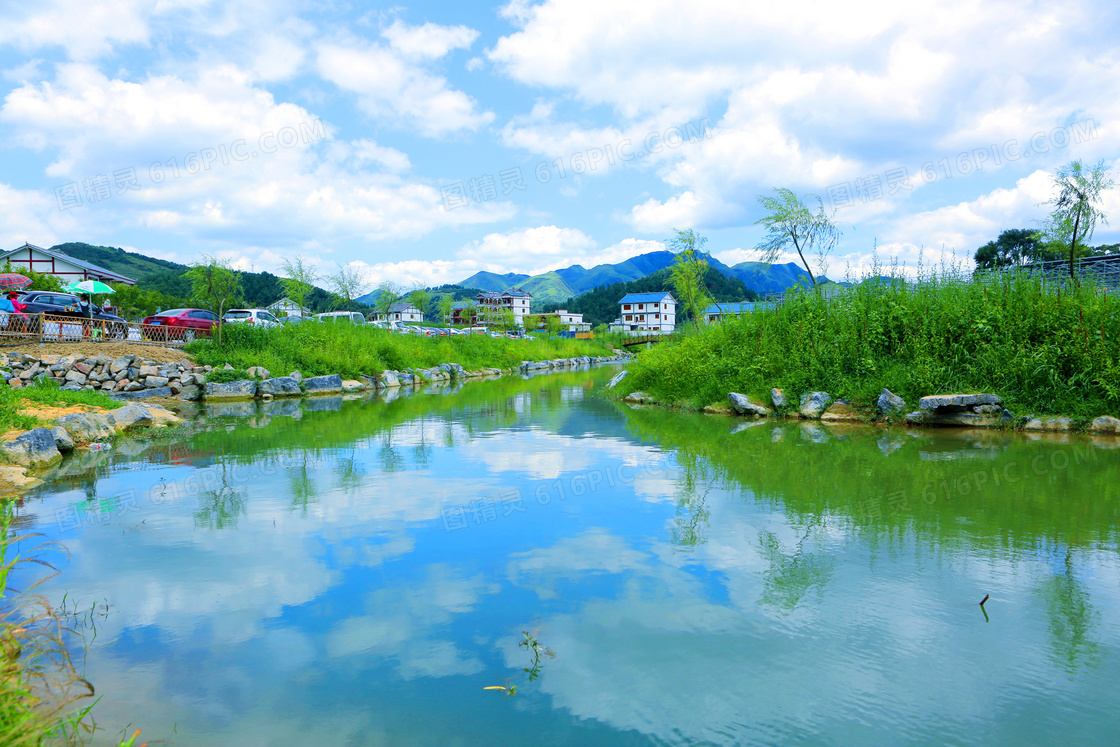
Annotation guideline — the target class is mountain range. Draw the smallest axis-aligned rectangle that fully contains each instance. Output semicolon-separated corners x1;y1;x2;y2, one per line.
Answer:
458;251;829;307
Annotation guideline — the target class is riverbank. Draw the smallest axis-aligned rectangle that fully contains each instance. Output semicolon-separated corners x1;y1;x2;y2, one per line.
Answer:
611;271;1120;430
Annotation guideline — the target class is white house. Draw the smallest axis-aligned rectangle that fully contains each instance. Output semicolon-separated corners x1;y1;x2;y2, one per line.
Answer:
267;297;305;318
704;301;778;323
476;288;532;327
372;302;423;323
1;243;136;286
617;292;676;332
532;309;590;332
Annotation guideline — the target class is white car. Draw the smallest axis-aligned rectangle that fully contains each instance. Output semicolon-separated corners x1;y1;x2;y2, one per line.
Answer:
223;309;281;328
315;311;367;325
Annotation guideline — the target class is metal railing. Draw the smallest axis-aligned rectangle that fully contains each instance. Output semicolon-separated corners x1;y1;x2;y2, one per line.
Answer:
0;313;206;346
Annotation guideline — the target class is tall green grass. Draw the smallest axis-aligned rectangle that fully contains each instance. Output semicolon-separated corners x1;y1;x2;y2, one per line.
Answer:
620;269;1120;418
0;379;121;433
185;324;616;378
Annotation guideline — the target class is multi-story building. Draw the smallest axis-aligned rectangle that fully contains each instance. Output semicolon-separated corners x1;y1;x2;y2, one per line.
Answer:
475;288;532;327
372;302;423;323
614;292;676;333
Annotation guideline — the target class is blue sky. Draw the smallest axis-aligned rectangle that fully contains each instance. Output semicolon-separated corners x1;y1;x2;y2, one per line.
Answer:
1;0;1118;287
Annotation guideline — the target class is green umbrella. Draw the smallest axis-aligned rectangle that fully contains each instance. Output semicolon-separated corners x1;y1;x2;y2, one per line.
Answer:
66;280;116;294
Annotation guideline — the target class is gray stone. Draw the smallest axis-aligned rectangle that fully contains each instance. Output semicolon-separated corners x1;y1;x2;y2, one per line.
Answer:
1024;416;1073;432
64;369;88;386
223;363;234;370
247;366;270;379
107;404;154;430
53;412;115;442
379;370;401;389
205;380;259;399
799;391;833;419
607;369;628;389
258;377;302;397
876;388;906;416
821;401;863;421
113;387;173;400
1088;416;1120;434
289;371;303;382
178;385;202;401
50;426;74;453
303;374;343;395
342;379;366;393
109;357;130;375
1;428;62;467
622;391;656;404
139;365;160;378
918;393;1002;411
727;392;770;416
904;411;925;425
144;376;169;388
770;388;788;409
439;363;465;377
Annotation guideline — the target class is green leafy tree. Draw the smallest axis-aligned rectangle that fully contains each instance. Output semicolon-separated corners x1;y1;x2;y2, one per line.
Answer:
408;285;432;323
186;255;242;342
438;295;455;327
327;262;369;309
1039;159;1115;281
755;188;841;289
374;281;402;321
280;256;318;316
667;229;714;325
973;228;1064;270
2;259;64;291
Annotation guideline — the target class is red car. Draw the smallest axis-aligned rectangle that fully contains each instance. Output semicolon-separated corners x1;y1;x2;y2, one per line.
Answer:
141;308;220;342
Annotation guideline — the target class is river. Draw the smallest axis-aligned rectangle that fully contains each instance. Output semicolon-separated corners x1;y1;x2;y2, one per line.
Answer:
11;366;1120;745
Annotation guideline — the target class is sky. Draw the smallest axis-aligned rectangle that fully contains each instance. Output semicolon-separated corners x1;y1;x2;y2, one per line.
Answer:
1;0;1118;288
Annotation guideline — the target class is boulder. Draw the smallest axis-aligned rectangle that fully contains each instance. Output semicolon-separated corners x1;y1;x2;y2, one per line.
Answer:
0;428;62;467
145;376;170;388
289;371;303;382
821;401;863;421
113;387;174;400
770;388;788;409
1023;416;1073;432
107;404;154;431
607;369;628;389
139;365;160;378
799;391;832;419
247;366;270;379
1088;416;1120;434
139;404;181;427
622;391;656;404
50;426;74;453
205;380;258;399
303;374;343;395
379;370;401;389
438;363;465;377
178;385;202;401
109;357;130;375
258;377;302;397
64;369;88;386
342;379;366;393
727;392;770;417
876;388;906;416
53;412;114;442
918;393;1002;411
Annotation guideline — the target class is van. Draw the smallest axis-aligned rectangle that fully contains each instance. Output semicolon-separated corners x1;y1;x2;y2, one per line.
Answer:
314;311;366;325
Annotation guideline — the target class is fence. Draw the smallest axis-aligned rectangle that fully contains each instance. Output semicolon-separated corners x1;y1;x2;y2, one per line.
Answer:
0;313;203;347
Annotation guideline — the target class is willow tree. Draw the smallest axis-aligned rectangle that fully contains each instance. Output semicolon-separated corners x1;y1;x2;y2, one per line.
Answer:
186;255;242;343
328;262;369;309
281;256;318;316
667;228;714;325
1040;160;1114;281
754;188;841;289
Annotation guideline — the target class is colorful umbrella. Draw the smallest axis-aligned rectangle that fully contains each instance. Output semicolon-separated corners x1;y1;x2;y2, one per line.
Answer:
0;273;32;290
65;279;116;294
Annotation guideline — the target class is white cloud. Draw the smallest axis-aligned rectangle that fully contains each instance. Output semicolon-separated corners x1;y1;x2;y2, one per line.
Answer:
0;0;152;60
382;20;479;60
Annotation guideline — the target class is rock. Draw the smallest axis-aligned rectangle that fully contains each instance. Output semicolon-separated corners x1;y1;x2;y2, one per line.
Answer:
247;366;270;379
139;365;159;378
799;391;832;419
258;377;302;397
876;388;906;416
205;380;259;400
904;411;925;425
74;361;92;375
918;393;1002;411
1000;409;1015;424
109;357;130;375
107;404;155;430
1024;416;1073;432
50;426;75;453
622;391;656;404
53;412;115;442
821;401;863;421
607;369;628;389
303;374;343;395
973;404;1001;414
138;404;181;427
342;379;366;393
727;392;770;416
0;428;62;467
144;376;170;388
223;363;234;370
703;403;733;415
113;387;174;400
289;371;303;382
770;388;788;409
438;363;465;377
178;385;201;401
1088;416;1120;434
64;369;88;386
18;362;41;380
379;370;401;389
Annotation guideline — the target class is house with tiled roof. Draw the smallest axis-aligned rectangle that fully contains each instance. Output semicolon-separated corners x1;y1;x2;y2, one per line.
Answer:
1;243;136;286
614;291;676;333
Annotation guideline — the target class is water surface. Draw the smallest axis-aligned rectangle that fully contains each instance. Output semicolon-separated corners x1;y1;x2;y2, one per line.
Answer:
13;367;1120;745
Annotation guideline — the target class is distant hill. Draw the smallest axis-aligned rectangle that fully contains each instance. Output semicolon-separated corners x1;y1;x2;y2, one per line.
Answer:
51;242;347;312
729;261;825;294
543;266;761;327
458;270;531;292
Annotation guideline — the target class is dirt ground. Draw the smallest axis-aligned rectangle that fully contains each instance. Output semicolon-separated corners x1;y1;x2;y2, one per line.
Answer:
16;402;107;420
0;341;194;365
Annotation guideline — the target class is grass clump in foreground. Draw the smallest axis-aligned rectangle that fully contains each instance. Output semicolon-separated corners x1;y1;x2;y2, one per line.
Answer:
0;379;122;434
618;268;1120;419
185;323;616;378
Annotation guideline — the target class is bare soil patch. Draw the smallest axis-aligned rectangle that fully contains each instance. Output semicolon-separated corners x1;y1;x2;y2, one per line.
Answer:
0;341;193;365
17;400;107;420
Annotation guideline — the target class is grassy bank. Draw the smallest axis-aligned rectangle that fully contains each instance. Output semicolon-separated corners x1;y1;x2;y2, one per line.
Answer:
1;380;122;434
185;324;617;378
618;271;1120;419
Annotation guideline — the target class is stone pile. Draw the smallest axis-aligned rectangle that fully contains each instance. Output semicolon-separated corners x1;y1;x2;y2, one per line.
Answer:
0;352;210;400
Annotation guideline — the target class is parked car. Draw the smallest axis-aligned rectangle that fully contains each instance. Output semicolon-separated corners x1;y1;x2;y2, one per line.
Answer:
279;315;308;325
141;308;220;342
314;311;367;325
17;290;129;338
223;308;281;328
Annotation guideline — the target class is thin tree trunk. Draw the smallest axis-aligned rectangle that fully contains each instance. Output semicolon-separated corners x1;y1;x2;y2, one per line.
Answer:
791;233;817;288
1068;203;1082;282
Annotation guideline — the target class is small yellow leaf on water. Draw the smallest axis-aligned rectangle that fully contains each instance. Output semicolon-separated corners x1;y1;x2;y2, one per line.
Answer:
483;686;507;691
